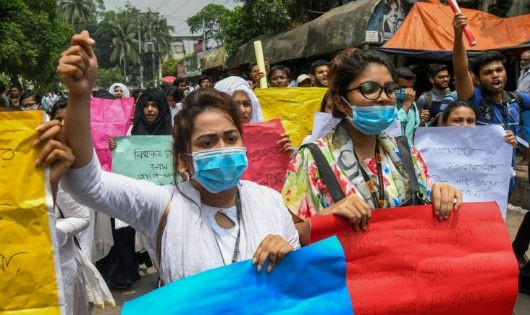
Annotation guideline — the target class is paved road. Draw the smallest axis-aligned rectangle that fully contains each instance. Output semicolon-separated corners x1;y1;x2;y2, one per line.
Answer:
92;208;530;315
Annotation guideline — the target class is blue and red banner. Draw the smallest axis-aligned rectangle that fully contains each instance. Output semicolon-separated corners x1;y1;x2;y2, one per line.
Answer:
122;202;518;315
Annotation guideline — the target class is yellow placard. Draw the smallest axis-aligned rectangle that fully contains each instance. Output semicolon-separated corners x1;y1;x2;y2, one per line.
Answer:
0;111;60;314
255;87;327;146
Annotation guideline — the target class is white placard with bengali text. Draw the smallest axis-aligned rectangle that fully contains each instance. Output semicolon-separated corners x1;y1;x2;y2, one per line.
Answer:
414;125;512;218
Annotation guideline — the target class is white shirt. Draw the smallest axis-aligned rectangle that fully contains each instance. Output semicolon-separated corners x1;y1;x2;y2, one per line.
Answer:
62;155;300;283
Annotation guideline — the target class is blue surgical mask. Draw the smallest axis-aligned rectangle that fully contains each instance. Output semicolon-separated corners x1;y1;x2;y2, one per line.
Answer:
191;147;248;193
396;88;406;102
341;95;397;135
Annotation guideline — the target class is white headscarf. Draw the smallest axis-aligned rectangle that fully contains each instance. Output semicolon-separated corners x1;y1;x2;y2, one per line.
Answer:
214;76;264;123
108;83;131;98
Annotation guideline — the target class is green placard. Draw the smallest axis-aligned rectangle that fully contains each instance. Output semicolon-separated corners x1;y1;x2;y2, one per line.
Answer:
112;135;174;185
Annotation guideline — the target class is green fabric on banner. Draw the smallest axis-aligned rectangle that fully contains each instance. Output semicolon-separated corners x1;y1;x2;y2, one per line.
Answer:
112;135;173;185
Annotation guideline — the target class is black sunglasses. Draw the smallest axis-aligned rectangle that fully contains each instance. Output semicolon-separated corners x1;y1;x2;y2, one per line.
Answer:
345;81;400;101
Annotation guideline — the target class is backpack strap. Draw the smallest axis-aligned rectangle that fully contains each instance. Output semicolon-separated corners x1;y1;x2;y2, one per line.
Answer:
300;143;345;203
395;136;421;197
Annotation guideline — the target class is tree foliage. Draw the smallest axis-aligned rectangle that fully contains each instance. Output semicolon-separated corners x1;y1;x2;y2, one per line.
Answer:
57;0;97;32
96;67;124;89
223;0;369;52
0;0;73;91
162;56;180;77
187;4;231;49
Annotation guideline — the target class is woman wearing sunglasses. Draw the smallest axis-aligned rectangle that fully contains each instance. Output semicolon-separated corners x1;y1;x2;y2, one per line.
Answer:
281;49;462;245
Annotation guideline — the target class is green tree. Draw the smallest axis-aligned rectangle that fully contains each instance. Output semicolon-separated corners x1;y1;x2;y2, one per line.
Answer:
223;0;354;52
109;18;140;84
187;4;231;49
0;0;73;91
223;0;293;53
96;67;125;89
162;56;180;77
57;0;97;32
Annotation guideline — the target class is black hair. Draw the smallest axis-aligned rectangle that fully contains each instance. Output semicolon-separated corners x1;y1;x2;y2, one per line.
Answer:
394;67;416;81
311;60;329;75
329;49;395;119
50;97;68;119
94;88;115;99
428;64;448;78
173;77;186;86
19;89;41;106
172;88;242;185
471;51;506;77
441;100;476;124
268;65;291;80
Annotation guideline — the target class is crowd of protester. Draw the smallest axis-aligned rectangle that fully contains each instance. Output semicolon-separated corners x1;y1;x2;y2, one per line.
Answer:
2;11;530;314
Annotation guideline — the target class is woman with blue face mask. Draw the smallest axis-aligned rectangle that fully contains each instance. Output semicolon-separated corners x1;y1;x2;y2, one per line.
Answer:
47;31;300;286
281;49;463;245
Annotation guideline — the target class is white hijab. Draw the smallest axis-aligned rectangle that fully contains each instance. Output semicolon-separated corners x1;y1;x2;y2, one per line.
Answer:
214;76;264;123
108;83;131;98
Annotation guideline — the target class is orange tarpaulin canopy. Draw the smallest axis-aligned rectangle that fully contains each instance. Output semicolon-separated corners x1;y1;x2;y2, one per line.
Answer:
382;2;530;57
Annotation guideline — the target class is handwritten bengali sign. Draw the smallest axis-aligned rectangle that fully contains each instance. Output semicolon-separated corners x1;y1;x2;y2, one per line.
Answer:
91;97;135;171
0;111;61;314
241;119;291;191
112;136;174;185
311;202;519;315
255;87;327;147
415;125;512;218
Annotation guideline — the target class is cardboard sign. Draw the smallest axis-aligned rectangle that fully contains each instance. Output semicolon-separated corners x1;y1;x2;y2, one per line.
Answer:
90;97;135;171
242;119;291;191
0;111;61;314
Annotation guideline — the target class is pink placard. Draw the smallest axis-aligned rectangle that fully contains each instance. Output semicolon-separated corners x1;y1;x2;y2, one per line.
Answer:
90;97;134;171
310;202;519;315
241;119;291;191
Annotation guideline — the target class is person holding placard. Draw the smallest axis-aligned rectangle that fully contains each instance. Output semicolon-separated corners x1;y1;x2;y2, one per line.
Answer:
48;31;299;285
281;49;462;245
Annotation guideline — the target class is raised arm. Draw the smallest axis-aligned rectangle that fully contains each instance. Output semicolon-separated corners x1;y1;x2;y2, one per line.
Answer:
452;13;474;101
57;31;98;168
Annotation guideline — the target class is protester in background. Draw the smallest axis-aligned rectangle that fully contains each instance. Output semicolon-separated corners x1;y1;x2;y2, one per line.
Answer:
518;50;530;94
172;77;187;102
281;49;462;245
49;99;114;313
19;89;42;111
453;12;530;194
269;65;290;88
213;76;264;124
104;87;172;287
41;89;60;114
164;85;180;124
8;81;22;108
310;60;329;87
416;64;452;126
0;81;10;110
52;31;299;284
108;83;130;99
441;99;517;145
198;76;213;88
517;50;530;165
296;74;313;87
394;67;421;144
214;76;293;153
249;60;271;89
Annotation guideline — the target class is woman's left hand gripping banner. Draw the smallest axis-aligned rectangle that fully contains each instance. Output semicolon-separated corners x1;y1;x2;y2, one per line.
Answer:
0;111;61;314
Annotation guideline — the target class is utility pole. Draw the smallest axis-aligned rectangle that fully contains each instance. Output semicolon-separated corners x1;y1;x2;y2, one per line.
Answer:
137;12;144;89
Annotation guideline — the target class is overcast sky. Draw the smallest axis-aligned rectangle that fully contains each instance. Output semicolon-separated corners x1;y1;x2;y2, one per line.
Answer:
103;0;238;36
